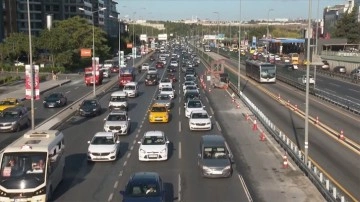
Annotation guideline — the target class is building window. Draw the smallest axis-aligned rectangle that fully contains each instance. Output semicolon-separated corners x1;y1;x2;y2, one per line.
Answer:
53;5;59;12
64;6;69;12
70;6;76;12
45;5;50;11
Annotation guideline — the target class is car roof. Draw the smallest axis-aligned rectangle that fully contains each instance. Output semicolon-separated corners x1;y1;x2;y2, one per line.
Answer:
201;135;226;147
109;110;127;115
125;82;138;85
191;109;208;114
94;132;114;137
151;103;167;108
130;172;160;184
111;91;127;96
144;131;164;137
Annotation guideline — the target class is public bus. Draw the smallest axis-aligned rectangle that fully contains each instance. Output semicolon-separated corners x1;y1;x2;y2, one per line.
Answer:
245;59;276;83
0;130;65;201
289;53;299;65
203;45;211;52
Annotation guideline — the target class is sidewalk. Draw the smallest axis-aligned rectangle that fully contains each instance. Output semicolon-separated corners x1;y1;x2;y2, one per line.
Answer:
0;79;72;101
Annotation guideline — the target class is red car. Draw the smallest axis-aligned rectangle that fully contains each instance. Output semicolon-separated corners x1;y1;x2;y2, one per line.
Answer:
156;61;164;68
110;67;119;73
167;73;177;82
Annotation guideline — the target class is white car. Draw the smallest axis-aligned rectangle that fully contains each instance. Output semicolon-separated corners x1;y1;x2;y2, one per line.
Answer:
138;131;169;161
189;109;212;131
170;60;178;67
109;91;128;111
184;85;199;94
185;99;204;118
87;132;120;162
182;81;197;92
299;75;315;85
141;63;150;71
148;67;157;74
123;82;139;98
184;75;197;83
103;110;131;135
160;87;175;99
159;78;172;90
275;55;281;61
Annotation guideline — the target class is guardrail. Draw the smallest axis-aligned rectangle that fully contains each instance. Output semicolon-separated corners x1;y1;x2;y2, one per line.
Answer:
191;42;354;202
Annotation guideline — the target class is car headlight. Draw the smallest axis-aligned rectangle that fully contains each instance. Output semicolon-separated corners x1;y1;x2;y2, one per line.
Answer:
149;114;153;118
88;150;92;154
56;100;61;103
139;148;146;153
93;109;97;111
160;148;167;153
80;109;84;112
206;122;211;125
110;149;116;154
190;122;195;125
11;121;17;125
224;165;231;170
202;165;211;171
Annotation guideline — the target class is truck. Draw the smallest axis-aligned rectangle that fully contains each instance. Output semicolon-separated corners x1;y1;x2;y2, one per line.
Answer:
84;67;104;86
209;59;229;89
298;75;315;85
119;67;136;88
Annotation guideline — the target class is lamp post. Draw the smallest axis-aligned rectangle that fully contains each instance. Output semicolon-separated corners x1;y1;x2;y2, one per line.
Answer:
26;0;35;130
79;7;106;98
213;11;220;54
315;0;320;55
267;9;274;38
238;0;242;94
132;12;136;67
110;15;123;70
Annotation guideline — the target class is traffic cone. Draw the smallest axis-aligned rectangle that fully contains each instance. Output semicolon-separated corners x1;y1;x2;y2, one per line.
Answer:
245;113;249;121
339;130;345;140
259;131;266;141
294;105;298;112
287;100;290;106
252;119;258;131
315;116;319;125
236;103;240;109
278;94;281;100
282;154;288;169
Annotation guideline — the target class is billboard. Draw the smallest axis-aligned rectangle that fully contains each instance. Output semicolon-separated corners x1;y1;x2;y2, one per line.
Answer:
80;48;92;57
140;34;147;41
25;65;40;100
204;35;217;40
217;34;225;40
252;36;257;47
158;33;167;41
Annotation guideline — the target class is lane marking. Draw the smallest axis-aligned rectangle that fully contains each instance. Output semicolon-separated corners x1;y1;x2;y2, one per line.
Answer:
130;145;134;151
328;83;340;87
133;140;136;145
126;153;131;159
238;174;253;202
107;193;113;202
74;87;79;90
114;181;118;189
178;174;182;202
123;161;127;166
118;170;123;177
349;88;360;93
210;107;214;115
65;91;71;94
324;88;336;94
179;142;182;159
215;121;221;132
346;95;360;102
178;107;181;116
179;121;181;132
205;96;209;103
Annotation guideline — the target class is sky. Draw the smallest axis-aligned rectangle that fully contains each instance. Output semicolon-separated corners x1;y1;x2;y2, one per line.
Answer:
116;0;347;21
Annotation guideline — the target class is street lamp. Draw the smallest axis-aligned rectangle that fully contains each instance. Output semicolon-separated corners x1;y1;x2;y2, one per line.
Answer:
213;12;220;54
267;9;274;38
132;12;136;67
79;7;106;97
26;0;35;130
238;0;242;94
110;15;123;71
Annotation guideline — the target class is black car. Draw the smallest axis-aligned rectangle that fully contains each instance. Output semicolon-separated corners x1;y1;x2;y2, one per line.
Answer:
167;66;176;72
43;92;67;108
184;90;200;104
78;99;102;117
121;172;164;202
145;72;159;86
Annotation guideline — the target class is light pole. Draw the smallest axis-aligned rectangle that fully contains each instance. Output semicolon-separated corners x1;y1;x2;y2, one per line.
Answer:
26;0;35;130
110;15;123;70
267;9;274;38
304;0;312;165
213;11;220;54
132;12;136;67
238;0;242;94
79;7;106;97
315;0;320;55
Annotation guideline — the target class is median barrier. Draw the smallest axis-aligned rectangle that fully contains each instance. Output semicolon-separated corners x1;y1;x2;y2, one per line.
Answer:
35;53;154;131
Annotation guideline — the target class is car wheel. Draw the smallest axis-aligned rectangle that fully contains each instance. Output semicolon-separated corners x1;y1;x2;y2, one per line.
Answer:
14;124;20;132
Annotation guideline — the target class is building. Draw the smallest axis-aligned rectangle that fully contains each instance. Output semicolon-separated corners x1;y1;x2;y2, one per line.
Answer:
0;0;120;41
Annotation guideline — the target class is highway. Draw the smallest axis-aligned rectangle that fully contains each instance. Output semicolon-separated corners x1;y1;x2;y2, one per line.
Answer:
207;52;360;200
50;55;252;202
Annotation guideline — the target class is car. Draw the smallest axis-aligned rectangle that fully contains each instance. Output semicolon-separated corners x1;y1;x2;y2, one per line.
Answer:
43;92;67;108
154;94;172;109
148;103;169;123
0;98;21;115
167;65;176;73
167;73;177;83
138;131;169;161
121;172;165;202
185;68;196;77
333;66;346;74
103;110;131;135
183;90;200;103
155;61;164;69
159;58;167;65
78;99;102;117
148;67;158;74
158;78;172;90
14;61;25;66
299;75;315;85
184;75;197;83
198;135;233;178
109;91;128;111
145;72;159;86
0;106;30;132
150;56;155;61
123;82;139;98
184;85;199;94
185;99;204;118
87;132;120;162
169;60;178;67
182;81;197;92
141;63;150;71
159;87;175;99
189;109;212;131
321;60;330;70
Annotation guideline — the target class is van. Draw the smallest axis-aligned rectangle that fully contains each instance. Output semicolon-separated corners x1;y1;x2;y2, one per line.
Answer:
198;135;233;178
123;82;139;98
109;91;128;111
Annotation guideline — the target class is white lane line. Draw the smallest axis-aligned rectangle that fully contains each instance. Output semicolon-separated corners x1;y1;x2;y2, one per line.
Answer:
324;88;336;94
178;142;182;159
65;91;71;94
179;89;181;94
74;87;79;90
123;161;127;166
205;96;209;103
349;88;360;93
118;170;123;177
210;107;214;115
107;193;113;202
178;174;182;202
114;181;118;189
126;153;131;159
130;145;134;151
133;140;136;145
329;83;340;87
215;121;221;132
346;95;360;102
178;107;181;116
179;121;181;132
238;174;253;202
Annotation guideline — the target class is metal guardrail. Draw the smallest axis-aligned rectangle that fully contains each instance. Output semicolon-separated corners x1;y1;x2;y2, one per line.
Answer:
191;42;354;202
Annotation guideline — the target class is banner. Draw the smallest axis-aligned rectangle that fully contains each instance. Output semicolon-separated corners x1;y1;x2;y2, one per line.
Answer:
25;65;40;100
126;43;133;48
80;48;92;57
140;34;147;41
158;34;167;41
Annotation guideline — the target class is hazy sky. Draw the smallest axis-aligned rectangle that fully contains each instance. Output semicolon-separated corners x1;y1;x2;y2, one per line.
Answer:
117;0;346;21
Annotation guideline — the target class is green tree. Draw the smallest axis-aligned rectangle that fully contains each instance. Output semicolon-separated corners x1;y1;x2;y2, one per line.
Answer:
0;32;35;63
333;4;360;43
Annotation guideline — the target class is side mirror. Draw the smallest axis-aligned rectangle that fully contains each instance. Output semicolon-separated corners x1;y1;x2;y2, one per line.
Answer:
166;140;170;144
209;116;212;118
128;118;131;121
137;141;141;144
116;140;120;144
87;141;91;144
203;106;205;108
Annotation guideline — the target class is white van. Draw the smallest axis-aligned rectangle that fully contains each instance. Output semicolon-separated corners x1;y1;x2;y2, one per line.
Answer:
109;91;128;111
123;82;139;98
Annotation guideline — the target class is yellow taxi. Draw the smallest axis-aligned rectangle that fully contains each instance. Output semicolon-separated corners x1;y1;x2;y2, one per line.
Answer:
0;98;20;114
148;103;169;123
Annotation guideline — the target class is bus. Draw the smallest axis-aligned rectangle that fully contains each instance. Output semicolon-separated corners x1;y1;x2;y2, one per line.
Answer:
289;53;299;65
203;45;211;52
0;130;65;201
245;59;276;83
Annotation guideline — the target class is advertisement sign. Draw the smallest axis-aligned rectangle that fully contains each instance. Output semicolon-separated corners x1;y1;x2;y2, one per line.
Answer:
126;43;133;48
204;35;217;40
158;33;167;41
252;36;257;47
217;34;225;40
25;65;40;100
140;34;147;41
120;51;125;67
80;48;92;57
132;47;137;59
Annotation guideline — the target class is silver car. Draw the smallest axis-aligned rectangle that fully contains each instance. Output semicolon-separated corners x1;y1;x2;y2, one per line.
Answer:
0;106;30;132
103;110;131;135
154;94;173;109
198;135;233;178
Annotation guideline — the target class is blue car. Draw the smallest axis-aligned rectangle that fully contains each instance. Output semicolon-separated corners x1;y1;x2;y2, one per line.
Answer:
121;172;165;202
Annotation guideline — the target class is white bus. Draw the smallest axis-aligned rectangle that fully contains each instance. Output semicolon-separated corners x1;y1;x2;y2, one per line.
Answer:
0;130;65;201
245;59;276;83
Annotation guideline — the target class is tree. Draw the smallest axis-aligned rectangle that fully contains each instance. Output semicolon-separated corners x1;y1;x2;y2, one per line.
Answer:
333;4;360;43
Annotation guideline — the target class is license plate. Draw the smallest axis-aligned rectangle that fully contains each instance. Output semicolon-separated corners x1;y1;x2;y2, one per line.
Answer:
149;154;158;158
212;171;222;175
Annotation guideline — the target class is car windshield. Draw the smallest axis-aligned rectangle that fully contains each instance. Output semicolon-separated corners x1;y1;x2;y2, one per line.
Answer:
0;100;16;105
157;95;170;100
143;136;165;145
82;100;97;107
126;182;160;197
143;63;149;66
124;85;136;90
110;96;126;102
192;112;208;119
2;111;19;118
91;136;114;145
151;107;166;112
186;86;197;90
146;74;157;79
46;94;61;101
188;101;202;108
203;147;227;159
162;88;172;92
161;79;170;82
107;114;127;121
185;77;195;82
184;82;195;86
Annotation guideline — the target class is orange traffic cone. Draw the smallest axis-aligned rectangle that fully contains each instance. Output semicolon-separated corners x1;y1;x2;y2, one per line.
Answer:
282;154;288;169
259;131;266;141
339;130;345;140
294;104;298;112
252;119;258;131
315;116;319;125
245;113;249;121
287;100;290;106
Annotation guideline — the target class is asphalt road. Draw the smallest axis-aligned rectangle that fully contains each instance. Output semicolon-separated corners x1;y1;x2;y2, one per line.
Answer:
208;52;360;200
50;55;251;202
